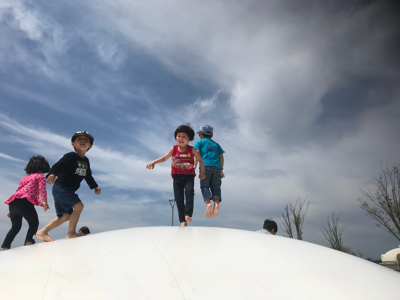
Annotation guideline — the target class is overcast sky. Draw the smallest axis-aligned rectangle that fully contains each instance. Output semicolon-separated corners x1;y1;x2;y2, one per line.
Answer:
0;0;399;259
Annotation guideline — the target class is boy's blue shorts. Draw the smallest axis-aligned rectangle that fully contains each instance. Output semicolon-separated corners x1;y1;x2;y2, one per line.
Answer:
52;184;81;217
200;166;222;202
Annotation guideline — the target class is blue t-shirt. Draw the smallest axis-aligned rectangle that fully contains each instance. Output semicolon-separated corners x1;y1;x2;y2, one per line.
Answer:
193;138;225;169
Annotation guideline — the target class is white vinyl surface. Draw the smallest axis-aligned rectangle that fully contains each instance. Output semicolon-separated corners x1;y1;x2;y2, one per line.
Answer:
0;227;399;299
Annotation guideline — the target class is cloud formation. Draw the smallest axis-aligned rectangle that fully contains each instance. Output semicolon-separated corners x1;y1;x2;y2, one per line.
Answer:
0;0;399;258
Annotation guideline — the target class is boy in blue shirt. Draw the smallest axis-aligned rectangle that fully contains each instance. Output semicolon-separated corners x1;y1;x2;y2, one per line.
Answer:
194;125;225;218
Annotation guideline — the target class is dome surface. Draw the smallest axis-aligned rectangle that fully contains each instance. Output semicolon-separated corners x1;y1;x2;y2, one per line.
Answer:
0;227;399;299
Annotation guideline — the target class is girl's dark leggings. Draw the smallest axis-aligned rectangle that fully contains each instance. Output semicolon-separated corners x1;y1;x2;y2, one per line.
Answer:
1;198;39;249
173;174;195;223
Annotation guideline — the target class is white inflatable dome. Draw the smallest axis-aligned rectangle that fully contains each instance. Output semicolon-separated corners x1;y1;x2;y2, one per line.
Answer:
381;246;400;262
1;227;399;299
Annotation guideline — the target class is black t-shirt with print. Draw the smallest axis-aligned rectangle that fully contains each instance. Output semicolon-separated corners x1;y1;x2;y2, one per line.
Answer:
47;152;98;191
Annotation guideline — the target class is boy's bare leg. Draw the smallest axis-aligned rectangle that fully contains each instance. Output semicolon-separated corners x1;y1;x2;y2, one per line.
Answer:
185;215;192;222
180;221;187;227
36;213;70;242
66;202;84;239
25;241;32;245
204;199;212;218
211;199;220;217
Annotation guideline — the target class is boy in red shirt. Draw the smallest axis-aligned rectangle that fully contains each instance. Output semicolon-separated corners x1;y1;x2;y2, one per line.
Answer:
146;125;205;226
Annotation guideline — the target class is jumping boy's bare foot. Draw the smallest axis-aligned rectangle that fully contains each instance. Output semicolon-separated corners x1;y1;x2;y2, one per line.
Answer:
180;221;187;227
211;203;219;217
205;203;212;218
36;230;55;242
185;215;192;222
3;248;9;251
66;232;84;239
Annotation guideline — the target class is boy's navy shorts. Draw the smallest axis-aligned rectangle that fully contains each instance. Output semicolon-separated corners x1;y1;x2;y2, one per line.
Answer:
52;184;81;217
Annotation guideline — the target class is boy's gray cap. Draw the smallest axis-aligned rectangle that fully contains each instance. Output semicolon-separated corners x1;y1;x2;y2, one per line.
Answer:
198;124;213;135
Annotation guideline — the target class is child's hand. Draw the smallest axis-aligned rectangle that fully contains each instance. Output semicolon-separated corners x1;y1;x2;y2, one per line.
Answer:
7;212;10;218
199;172;205;180
146;162;155;169
42;201;50;211
46;174;56;185
220;170;225;178
95;187;101;195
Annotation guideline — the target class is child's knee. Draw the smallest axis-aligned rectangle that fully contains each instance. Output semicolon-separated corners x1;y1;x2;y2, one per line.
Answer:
29;220;39;230
11;225;22;232
59;213;70;221
74;202;84;212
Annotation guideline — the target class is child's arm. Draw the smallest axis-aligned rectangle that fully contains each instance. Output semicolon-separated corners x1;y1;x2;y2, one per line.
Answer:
192;149;205;180
46;174;56;185
219;153;225;178
46;154;68;184
42;201;50;211
38;174;49;211
94;187;101;195
194;149;200;169
146;147;173;169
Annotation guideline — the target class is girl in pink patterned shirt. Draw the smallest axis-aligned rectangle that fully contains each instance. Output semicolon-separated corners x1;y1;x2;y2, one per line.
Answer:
2;155;50;250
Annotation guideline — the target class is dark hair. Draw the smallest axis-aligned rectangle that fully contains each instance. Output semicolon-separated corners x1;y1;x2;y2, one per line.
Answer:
174;124;195;141
263;219;278;233
201;133;212;139
25;155;50;174
79;226;90;234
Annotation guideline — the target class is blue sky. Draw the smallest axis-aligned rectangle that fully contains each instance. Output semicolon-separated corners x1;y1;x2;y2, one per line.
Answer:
0;0;399;259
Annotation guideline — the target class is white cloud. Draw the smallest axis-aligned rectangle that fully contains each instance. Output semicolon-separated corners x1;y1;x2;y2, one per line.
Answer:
0;153;24;163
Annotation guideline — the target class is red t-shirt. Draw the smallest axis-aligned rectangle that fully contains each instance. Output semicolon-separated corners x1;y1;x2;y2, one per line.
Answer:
171;145;196;177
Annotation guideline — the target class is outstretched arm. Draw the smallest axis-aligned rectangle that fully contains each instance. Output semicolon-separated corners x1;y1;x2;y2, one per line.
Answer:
192;149;205;180
146;147;173;169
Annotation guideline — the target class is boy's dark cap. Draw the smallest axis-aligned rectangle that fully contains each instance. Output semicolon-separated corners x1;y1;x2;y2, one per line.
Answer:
71;131;94;144
197;124;213;135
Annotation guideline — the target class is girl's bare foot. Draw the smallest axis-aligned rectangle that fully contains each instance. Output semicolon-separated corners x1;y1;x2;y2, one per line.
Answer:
66;232;84;239
3;248;9;251
180;221;187;227
211;203;219;217
205;203;212;218
36;230;55;242
185;215;192;222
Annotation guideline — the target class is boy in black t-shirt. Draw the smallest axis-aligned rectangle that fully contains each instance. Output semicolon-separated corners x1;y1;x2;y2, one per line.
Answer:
36;131;101;242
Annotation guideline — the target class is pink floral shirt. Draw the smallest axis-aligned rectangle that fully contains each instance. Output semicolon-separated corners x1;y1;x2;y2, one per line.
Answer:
5;173;47;207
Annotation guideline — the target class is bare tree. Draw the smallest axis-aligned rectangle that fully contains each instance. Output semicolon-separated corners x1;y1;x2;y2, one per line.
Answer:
281;203;294;238
358;165;400;241
280;197;310;240
321;213;346;251
321;213;364;257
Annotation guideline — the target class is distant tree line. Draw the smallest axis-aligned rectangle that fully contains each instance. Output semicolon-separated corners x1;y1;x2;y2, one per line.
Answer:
279;163;400;259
